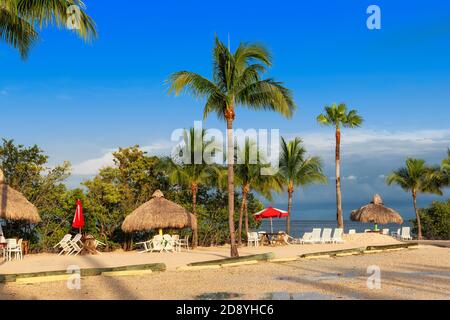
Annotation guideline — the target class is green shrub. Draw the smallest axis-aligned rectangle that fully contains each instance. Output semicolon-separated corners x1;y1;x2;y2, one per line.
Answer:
413;199;450;240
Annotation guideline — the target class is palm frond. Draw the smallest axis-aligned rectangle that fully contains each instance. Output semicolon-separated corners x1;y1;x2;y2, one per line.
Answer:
0;7;37;59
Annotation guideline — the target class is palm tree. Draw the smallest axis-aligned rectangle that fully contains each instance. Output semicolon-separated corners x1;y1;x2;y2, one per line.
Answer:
441;148;450;186
317;103;363;229
234;138;283;245
163;128;220;248
1;0;96;59
386;158;444;240
168;37;296;257
279;137;327;235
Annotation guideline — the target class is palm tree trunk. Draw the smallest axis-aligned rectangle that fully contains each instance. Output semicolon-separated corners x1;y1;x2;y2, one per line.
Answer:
237;186;248;246
244;201;249;237
335;127;344;229
226;116;239;257
286;183;294;235
191;183;198;248
412;190;422;240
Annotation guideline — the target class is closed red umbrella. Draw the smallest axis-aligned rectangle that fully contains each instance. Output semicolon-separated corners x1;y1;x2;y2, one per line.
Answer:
254;206;288;233
72;199;84;234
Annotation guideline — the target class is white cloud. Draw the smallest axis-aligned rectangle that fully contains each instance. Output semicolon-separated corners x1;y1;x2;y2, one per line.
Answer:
71;140;175;176
286;128;450;160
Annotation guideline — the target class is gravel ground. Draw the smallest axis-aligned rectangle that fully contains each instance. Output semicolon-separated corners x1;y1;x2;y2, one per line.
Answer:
1;245;449;300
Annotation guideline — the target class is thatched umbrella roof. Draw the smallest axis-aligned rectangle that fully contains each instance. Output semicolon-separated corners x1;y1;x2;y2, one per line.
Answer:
121;190;197;232
0;169;41;223
350;194;403;225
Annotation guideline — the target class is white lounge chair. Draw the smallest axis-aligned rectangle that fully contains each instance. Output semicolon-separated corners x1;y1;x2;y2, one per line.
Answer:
68;234;83;256
364;229;371;233
163;234;175;252
54;234;73;255
391;228;401;238
283;234;302;245
321;228;333;243
382;229;389;235
302;228;322;244
401;227;412;240
300;232;312;244
331;228;344;243
150;235;164;252
247;232;259;247
348;229;356;235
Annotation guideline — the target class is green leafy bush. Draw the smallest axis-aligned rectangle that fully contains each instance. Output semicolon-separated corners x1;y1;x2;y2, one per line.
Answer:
413;199;450;240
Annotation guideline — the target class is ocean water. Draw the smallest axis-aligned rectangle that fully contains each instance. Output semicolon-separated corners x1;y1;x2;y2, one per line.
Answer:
258;220;413;238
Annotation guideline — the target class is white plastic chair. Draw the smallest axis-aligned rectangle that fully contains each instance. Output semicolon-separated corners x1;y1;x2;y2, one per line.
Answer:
348;229;356;235
391;228;401;238
150;235;164;252
247;232;259;247
171;235;181;252
54;234;73;255
302;228;321;244
68;234;83;256
401;227;412;240
6;238;22;261
162;234;175;252
364;229;371;233
136;239;153;253
178;235;190;251
321;228;333;243
382;229;389;235
331;228;344;243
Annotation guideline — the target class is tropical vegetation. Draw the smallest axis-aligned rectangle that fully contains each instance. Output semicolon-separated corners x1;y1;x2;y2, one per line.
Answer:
386;158;444;240
279;137;327;235
168;36;296;257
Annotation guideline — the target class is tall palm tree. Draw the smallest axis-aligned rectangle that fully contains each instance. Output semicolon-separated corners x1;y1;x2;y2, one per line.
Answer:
386;158;444;240
279;137;327;235
168;37;296;257
317;103;363;229
1;0;96;59
163;128;220;248
442;148;450;186
234;138;283;245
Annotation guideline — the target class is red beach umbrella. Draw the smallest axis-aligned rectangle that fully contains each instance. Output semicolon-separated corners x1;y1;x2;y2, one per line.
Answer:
72;199;85;233
254;206;288;233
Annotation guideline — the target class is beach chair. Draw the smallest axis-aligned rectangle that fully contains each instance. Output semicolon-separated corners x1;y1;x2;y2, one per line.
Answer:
171;235;181;252
321;228;333;243
162;234;175;252
136;239;153;253
68;234;83;256
149;235;164;252
364;229;371;233
348;229;356;235
391;228;401;238
54;234;73;255
6;238;22;261
331;228;344;243
247;232;259;247
382;229;389;235
283;234;301;245
178;235;190;251
400;227;412;240
302;228;321;244
94;239;106;254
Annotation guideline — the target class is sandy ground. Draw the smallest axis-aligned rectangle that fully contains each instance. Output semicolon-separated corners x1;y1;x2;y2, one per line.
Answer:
0;245;449;300
0;233;400;274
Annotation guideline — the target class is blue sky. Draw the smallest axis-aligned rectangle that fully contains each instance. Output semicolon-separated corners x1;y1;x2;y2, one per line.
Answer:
1;0;449;220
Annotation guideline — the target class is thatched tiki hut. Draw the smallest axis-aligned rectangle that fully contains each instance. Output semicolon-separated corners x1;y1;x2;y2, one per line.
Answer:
351;194;403;230
0;169;41;224
122;190;197;237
